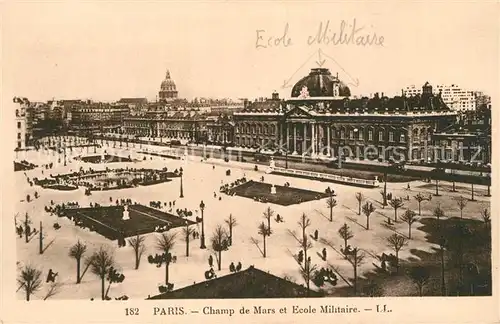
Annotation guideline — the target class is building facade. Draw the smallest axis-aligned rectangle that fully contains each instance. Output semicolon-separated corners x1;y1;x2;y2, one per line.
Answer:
70;102;130;125
123;111;207;143
14;97;33;150
234;68;458;162
404;83;476;111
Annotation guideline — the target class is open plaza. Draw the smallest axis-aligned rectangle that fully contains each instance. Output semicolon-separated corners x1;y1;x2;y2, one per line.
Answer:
14;136;492;300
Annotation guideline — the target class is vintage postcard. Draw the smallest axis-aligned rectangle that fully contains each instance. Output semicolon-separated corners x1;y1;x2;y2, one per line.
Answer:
1;1;498;323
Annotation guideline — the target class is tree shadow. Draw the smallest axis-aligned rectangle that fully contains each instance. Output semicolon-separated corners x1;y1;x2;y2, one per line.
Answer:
42;238;56;254
250;237;264;257
346;216;366;230
313;209;331;222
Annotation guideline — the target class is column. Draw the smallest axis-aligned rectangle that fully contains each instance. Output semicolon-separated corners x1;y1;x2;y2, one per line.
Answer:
279;123;283;148
286;123;290;153
311;123;316;156
303;123;307;155
293;123;297;154
327;125;331;156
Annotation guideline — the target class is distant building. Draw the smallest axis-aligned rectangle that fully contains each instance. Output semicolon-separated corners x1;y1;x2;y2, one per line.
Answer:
404;83;476;111
123;110;207;143
117;98;148;115
13;97;33;150
70;102;130;125
158;70;178;102
147;266;322;299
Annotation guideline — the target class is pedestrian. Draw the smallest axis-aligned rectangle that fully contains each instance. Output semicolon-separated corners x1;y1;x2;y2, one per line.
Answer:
322;248;327;261
208;255;214;268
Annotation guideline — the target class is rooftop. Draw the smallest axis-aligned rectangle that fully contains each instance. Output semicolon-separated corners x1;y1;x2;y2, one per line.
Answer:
147;266;322;299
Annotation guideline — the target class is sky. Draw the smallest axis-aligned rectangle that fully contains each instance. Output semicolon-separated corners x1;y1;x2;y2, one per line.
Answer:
2;1;499;102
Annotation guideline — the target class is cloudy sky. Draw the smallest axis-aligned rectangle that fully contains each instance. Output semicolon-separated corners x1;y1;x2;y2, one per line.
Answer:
2;1;498;102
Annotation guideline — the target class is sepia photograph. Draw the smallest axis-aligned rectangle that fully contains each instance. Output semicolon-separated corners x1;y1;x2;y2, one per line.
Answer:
1;1;498;323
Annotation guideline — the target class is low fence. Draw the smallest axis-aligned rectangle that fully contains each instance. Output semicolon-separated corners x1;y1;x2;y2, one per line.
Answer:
267;166;380;188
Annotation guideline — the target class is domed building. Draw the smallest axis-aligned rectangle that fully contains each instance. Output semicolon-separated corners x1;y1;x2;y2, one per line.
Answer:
159;70;178;102
233;67;458;162
291;68;351;98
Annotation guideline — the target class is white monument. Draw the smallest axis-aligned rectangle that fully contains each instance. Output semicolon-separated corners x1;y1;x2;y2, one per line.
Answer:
270;184;277;194
122;205;130;220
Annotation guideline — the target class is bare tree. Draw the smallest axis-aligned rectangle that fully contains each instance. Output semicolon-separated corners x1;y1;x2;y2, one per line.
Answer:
297;213;312;268
17;265;42;301
338;223;354;254
128;234;146;269
43;282;62;300
88;247;116;300
413;193;427;216
24;212;32;243
210;225;229;271
156;232;177;284
386;234;408;271
455;196;468;219
389;197;404;222
362;201;376;230
407;266;431;296
470;183;475;201
433;205;445;231
381;171;388;207
481;208;491;230
224;214;238;245
355;192;364;215
434;178;440;196
262;206;274;231
438;236;447;296
182;223;195;257
400;210;419;239
326;194;337;222
346;247;365;295
69;240;87;283
298;257;317;295
257;222;272;258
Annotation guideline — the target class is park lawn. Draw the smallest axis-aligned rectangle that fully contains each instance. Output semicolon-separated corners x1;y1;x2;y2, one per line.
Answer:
228;180;329;206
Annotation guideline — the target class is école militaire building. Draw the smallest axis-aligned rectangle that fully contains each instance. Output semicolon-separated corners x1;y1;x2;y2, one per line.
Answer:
233;67;458;162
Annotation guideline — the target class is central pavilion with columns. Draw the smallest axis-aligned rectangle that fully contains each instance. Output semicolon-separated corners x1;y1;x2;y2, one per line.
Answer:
233;68;458;162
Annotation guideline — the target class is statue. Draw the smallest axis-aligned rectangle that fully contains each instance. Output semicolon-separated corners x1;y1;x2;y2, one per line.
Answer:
270;185;277;195
122;205;130;221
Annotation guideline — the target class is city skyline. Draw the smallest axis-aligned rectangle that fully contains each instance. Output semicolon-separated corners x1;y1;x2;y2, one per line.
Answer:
3;2;498;102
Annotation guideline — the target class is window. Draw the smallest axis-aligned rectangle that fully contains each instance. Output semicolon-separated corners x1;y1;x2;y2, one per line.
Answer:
340;129;345;139
358;130;363;140
400;133;405;142
389;131;394;142
349;130;354;139
379;131;383;141
18;142;22;149
368;130;373;141
17;122;21;129
17;133;21;139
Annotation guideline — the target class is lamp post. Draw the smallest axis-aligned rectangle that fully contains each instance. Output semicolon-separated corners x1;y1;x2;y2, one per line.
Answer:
199;200;206;249
179;167;184;198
